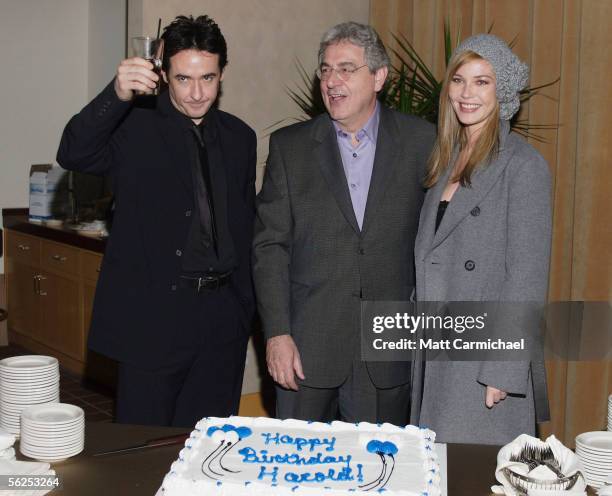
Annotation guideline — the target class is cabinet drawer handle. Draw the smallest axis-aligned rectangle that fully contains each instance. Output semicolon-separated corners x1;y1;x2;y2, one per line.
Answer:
52;254;67;262
37;275;47;296
96;265;101;273
18;244;31;251
33;274;47;296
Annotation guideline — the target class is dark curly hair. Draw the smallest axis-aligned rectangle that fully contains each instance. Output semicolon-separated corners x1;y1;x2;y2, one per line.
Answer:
161;15;227;73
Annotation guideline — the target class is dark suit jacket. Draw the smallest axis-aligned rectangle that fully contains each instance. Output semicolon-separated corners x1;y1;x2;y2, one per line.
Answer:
253;106;435;388
57;81;257;367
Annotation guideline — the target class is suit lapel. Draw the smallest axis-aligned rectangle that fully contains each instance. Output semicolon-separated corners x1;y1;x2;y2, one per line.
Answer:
155;92;193;195
361;106;399;234
312;115;360;234
431;120;513;249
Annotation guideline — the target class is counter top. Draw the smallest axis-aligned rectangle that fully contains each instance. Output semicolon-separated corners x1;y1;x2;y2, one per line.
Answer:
2;208;105;253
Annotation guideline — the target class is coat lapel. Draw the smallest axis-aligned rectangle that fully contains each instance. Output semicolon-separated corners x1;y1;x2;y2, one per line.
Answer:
361;106;399;234
312;115;360;234
415;163;452;259
430;121;513;249
155;92;193;195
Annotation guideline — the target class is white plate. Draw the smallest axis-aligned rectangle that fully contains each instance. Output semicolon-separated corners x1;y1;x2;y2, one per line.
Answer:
21;442;84;453
21;427;84;439
583;465;612;475
579;458;612;469
20;450;83;463
1;392;59;401
21;436;84;447
1;398;59;409
0;382;59;396
0;369;59;384
21;403;84;425
22;418;84;429
0;375;59;384
20;445;83;458
576;431;612;451
0;376;58;385
0;356;58;370
1;390;59;398
21;428;84;438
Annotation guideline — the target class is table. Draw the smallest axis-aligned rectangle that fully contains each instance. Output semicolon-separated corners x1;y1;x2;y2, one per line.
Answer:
18;422;502;495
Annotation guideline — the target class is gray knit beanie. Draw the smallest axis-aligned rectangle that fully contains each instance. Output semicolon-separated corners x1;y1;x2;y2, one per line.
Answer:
453;34;529;120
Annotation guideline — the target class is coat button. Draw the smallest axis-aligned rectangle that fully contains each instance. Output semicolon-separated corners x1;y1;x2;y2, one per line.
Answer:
171;284;177;291
470;206;481;216
464;260;475;271
185;210;192;217
175;249;182;257
358;248;365;255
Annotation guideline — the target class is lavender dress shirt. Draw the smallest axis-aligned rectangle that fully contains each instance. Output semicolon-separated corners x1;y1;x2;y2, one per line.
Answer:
333;103;380;230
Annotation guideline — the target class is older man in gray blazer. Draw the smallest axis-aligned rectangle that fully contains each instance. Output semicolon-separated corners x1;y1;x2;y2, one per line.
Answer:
253;22;434;423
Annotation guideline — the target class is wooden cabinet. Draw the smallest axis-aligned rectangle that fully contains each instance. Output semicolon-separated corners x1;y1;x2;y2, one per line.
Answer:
4;229;103;375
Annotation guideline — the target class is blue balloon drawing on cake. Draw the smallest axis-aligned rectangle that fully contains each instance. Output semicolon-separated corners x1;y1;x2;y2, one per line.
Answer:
201;424;253;479
358;440;398;491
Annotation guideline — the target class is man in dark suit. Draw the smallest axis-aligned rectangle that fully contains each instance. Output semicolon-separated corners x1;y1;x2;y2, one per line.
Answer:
253;22;434;424
57;15;256;428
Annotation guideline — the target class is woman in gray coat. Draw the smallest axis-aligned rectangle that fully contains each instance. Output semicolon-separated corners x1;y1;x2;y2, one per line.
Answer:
411;34;551;444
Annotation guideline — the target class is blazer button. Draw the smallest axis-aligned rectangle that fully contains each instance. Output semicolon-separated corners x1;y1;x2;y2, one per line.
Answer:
464;260;475;271
470;206;481;216
171;284;177;291
185;210;192;217
176;249;182;257
358;248;365;255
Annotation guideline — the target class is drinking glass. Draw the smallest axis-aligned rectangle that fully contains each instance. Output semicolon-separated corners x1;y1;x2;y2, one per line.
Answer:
131;36;164;95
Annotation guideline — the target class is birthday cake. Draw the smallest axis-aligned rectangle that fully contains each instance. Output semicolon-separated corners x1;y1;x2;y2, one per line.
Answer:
161;416;440;495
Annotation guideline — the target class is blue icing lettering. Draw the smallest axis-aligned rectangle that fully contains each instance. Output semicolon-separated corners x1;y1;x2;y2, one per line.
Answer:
261;432;336;452
356;463;364;483
283;467;356;484
239;447;352;468
238;447;259;463
257;465;279;483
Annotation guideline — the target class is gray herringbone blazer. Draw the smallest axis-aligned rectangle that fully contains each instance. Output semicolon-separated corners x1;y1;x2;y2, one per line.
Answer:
253;106;435;389
411;120;551;444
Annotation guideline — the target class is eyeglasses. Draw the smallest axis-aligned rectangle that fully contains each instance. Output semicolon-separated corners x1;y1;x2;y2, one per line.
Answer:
316;64;368;81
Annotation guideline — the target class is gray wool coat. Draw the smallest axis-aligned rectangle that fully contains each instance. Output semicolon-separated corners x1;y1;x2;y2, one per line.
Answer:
410;120;552;445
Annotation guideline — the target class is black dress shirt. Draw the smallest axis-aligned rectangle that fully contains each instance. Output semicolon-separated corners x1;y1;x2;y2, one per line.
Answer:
180;109;236;274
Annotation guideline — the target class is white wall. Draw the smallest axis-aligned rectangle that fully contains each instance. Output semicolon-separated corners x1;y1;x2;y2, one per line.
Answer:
89;0;127;98
0;0;126;272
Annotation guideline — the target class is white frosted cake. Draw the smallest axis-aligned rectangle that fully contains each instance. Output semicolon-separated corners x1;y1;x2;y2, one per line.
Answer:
161;416;440;496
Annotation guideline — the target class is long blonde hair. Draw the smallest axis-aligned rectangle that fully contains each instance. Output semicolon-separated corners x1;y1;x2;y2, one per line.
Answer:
425;51;500;188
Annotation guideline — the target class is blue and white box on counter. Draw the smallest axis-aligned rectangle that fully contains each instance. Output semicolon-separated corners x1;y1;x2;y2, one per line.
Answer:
29;164;68;222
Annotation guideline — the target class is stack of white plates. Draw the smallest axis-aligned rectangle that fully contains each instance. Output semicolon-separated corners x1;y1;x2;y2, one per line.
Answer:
608;394;612;431
20;403;85;462
575;431;612;489
0;356;60;436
